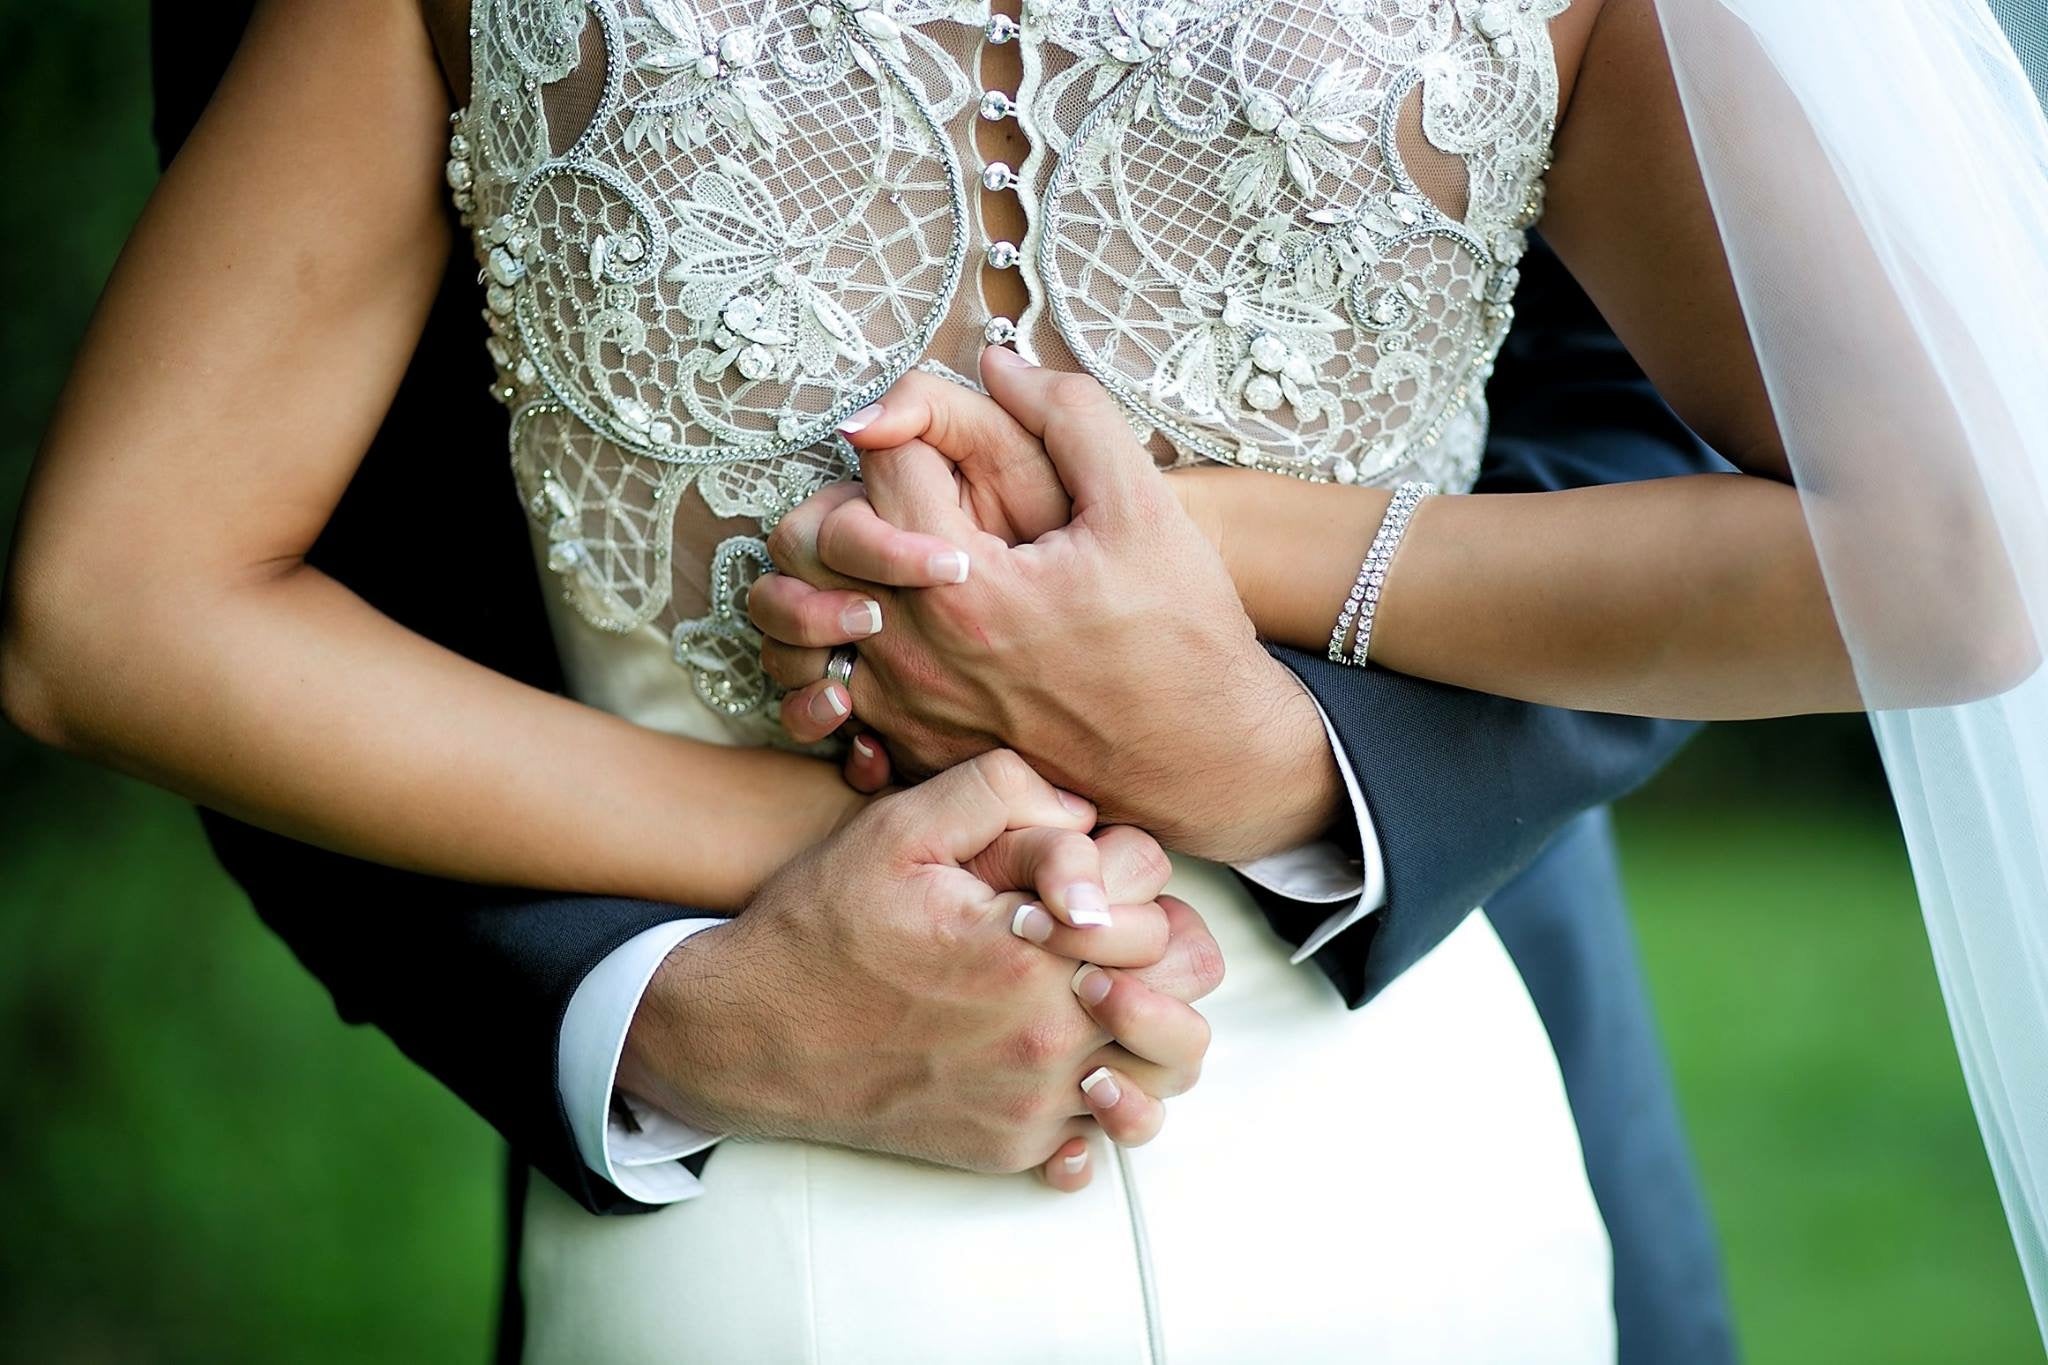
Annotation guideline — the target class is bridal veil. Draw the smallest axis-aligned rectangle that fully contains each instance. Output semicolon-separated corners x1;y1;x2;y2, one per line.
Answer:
1656;0;2048;1342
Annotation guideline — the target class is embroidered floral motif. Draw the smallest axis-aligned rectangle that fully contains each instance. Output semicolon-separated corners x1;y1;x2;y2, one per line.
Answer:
667;160;877;392
456;0;1564;717
1039;0;1561;483
621;1;786;152
671;537;777;716
1221;65;1376;214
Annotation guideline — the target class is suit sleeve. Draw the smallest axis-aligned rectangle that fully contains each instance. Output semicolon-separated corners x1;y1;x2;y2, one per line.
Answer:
199;812;703;1214
1243;241;1727;1006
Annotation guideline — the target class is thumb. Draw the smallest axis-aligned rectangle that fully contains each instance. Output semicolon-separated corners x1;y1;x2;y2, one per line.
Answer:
979;347;1147;517
891;749;1096;867
841;369;1073;542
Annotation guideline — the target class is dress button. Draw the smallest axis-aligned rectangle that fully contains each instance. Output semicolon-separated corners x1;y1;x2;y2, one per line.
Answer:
985;241;1020;270
978;90;1016;121
986;13;1020;43
982;161;1016;192
984;316;1018;345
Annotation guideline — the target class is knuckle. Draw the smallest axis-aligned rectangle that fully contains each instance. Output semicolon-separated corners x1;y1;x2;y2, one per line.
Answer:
1129;835;1171;887
815;501;868;570
1184;930;1227;996
1129;906;1172;961
1046;371;1107;409
1003;1018;1070;1073
922;898;981;959
759;645;798;687
985;939;1041;991
864;793;922;851
972;747;1033;796
764;517;807;570
798;595;841;643
885;534;931;579
1051;828;1097;867
860;442;912;481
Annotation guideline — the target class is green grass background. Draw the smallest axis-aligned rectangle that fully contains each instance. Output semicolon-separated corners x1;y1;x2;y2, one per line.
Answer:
0;3;2039;1362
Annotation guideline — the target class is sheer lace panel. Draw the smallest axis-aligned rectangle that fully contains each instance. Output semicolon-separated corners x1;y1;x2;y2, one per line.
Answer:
441;0;1565;727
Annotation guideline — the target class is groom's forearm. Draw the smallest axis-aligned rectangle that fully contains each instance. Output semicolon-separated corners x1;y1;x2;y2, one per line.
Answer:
1144;649;1347;865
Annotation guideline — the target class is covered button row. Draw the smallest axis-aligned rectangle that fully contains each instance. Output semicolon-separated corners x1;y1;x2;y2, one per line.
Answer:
980;162;1019;275
980;14;1022;342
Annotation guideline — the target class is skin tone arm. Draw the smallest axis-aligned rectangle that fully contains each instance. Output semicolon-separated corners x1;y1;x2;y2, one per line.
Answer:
1179;0;2022;718
0;0;868;910
1172;0;1852;721
756;0;1890;724
1172;467;1843;721
0;0;1229;1189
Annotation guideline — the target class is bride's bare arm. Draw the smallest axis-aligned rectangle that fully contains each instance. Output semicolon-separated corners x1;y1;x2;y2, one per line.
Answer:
0;0;858;909
1174;0;2020;721
1173;465;1841;720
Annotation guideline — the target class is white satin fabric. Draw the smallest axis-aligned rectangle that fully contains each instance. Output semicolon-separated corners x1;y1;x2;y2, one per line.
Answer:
517;581;1614;1363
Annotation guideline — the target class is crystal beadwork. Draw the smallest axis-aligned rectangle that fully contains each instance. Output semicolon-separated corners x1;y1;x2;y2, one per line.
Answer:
451;0;1566;719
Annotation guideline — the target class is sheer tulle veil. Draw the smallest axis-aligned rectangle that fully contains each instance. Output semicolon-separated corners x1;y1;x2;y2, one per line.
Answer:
1654;0;2048;1340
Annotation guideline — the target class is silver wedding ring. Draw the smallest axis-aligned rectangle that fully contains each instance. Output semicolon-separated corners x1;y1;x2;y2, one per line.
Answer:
825;645;857;692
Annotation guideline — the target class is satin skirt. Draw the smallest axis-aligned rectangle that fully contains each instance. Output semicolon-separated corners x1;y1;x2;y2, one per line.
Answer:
519;857;1616;1364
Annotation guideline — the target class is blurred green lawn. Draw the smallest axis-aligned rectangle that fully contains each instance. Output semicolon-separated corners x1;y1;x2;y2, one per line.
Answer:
0;2;2039;1362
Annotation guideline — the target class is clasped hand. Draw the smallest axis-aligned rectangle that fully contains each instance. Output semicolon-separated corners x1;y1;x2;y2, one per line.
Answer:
622;750;1222;1192
746;347;1338;864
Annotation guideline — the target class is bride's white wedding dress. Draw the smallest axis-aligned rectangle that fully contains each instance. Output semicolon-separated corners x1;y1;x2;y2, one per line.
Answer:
448;0;1615;1357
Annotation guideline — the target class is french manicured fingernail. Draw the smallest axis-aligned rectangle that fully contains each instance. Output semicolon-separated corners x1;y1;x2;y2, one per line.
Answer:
811;687;850;722
984;345;1032;369
1011;903;1055;944
851;735;876;761
838;403;884;434
927;549;970;584
1063;883;1111;928
1071;964;1112;1006
1080;1067;1121;1107
840;599;883;636
1062;1149;1088;1175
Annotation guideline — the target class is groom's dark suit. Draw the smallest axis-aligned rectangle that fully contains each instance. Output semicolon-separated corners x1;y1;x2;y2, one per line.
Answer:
151;9;1735;1363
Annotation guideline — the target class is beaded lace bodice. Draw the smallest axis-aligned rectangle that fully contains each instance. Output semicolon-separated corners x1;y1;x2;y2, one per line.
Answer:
445;0;1565;735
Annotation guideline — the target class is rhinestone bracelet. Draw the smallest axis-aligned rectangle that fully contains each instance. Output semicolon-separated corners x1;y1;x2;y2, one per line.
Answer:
1327;480;1437;668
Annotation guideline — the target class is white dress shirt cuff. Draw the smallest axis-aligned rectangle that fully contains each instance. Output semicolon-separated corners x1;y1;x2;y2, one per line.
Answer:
558;917;727;1205
1231;694;1389;963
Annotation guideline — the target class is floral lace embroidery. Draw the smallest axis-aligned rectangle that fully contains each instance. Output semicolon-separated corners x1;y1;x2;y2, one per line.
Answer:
449;0;1565;717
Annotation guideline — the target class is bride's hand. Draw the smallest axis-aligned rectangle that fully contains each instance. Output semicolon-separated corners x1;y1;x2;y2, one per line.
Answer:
980;821;1222;1191
747;350;1339;863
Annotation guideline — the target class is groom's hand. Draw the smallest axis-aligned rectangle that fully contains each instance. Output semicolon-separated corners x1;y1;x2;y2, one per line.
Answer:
750;350;1339;863
616;750;1222;1179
